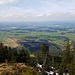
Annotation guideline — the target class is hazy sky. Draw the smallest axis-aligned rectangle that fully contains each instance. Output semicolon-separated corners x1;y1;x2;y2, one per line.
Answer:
0;0;75;21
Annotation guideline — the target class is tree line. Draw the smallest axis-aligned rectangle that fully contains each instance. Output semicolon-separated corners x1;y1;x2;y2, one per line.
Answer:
0;42;30;64
36;41;75;75
0;41;75;75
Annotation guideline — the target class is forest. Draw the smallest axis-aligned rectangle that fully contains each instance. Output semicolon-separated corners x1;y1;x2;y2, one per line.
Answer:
0;22;75;75
0;40;75;75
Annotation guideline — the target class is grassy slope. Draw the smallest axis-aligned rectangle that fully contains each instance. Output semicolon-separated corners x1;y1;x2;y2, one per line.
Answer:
4;38;20;48
0;63;39;75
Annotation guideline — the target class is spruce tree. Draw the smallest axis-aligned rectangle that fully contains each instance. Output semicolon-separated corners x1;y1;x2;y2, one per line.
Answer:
40;43;49;69
73;46;75;62
17;48;30;64
69;46;75;75
62;40;71;66
59;40;71;75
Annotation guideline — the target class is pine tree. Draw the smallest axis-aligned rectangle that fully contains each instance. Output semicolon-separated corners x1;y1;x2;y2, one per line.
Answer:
17;48;30;64
62;40;71;66
69;46;75;75
73;46;75;62
59;40;71;75
40;43;49;69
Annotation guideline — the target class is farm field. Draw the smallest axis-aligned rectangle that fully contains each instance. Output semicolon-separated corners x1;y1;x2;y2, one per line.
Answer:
0;21;75;48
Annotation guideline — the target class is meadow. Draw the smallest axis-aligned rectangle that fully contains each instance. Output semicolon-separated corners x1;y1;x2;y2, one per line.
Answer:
0;21;75;47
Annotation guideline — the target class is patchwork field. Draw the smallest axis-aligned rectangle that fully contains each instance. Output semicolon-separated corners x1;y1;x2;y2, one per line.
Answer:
0;21;75;49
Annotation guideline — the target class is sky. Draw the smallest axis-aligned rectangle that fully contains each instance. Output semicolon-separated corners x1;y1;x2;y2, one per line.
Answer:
0;0;75;21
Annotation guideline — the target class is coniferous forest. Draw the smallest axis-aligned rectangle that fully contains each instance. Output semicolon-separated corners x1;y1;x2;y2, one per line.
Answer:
0;41;75;75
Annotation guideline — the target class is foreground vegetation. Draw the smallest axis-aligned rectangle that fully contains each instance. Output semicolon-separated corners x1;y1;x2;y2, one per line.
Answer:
0;40;75;75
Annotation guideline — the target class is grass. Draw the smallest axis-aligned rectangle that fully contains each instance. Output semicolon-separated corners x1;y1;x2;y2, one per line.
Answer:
0;29;75;46
0;63;40;75
4;38;20;48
